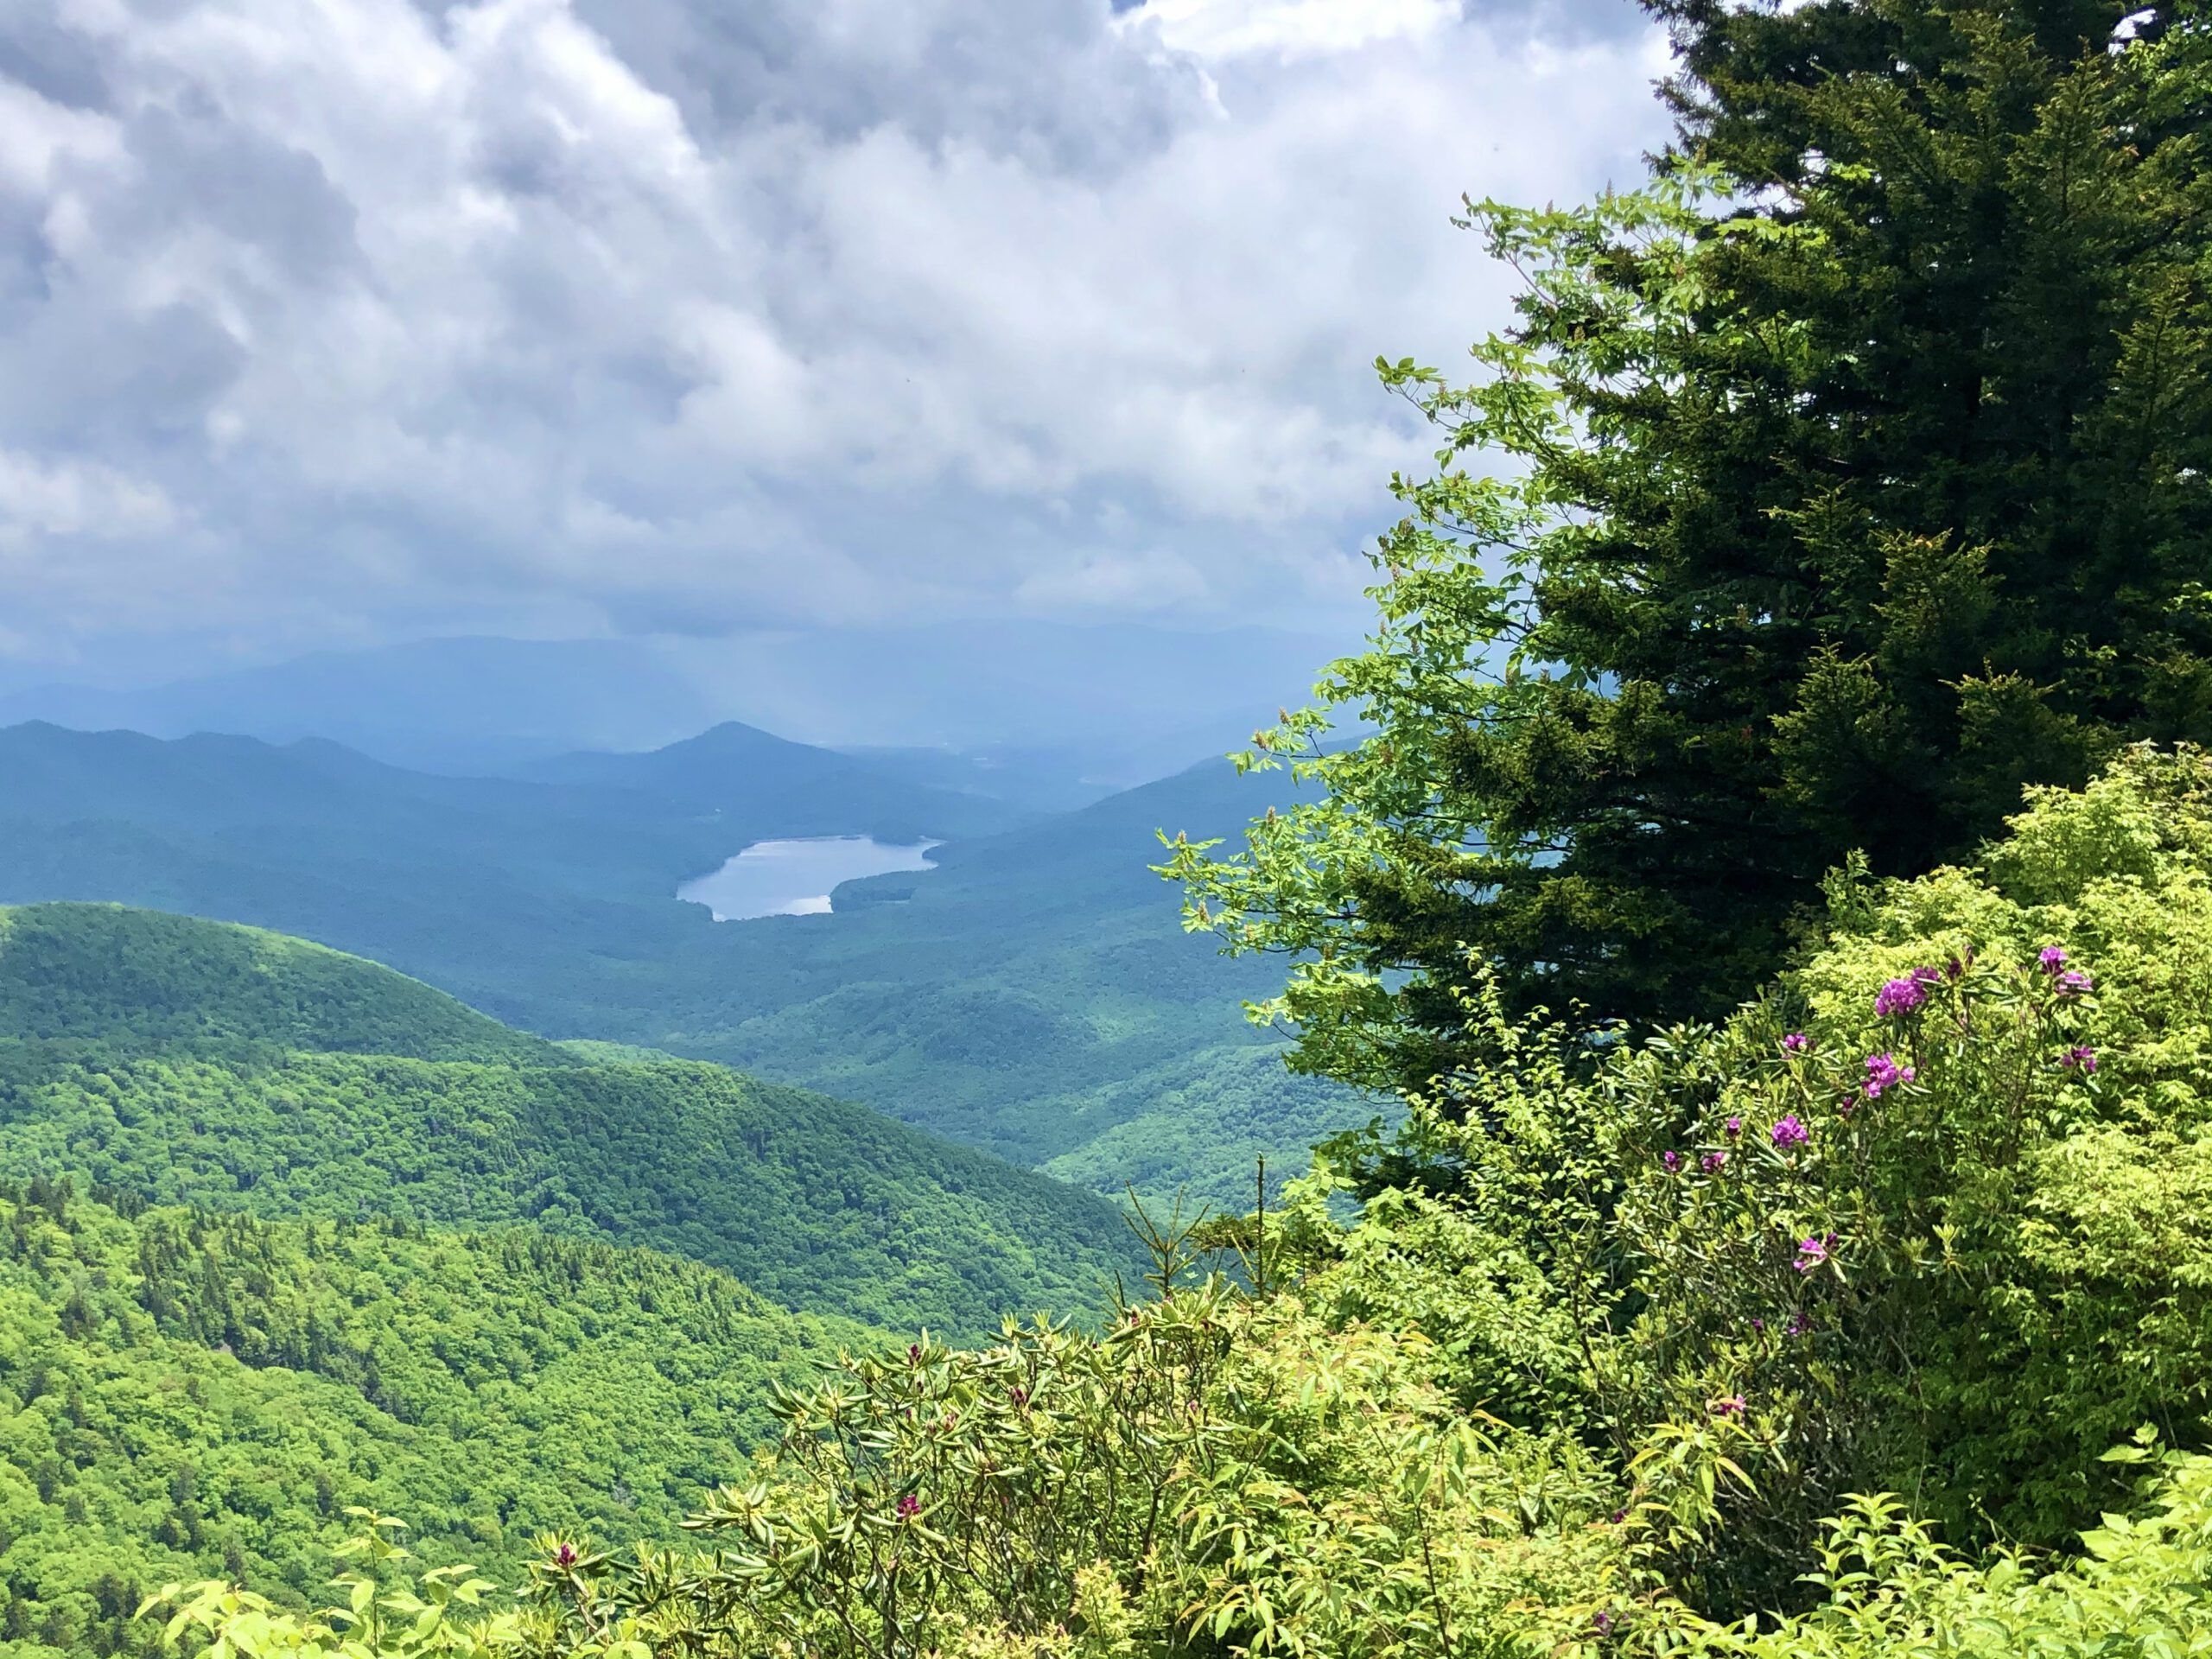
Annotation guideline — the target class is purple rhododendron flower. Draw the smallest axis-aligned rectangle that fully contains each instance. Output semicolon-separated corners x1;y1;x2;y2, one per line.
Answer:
1662;1150;1681;1173
1701;1151;1728;1173
1710;1394;1747;1417
1875;976;1927;1017
1771;1115;1810;1149
1725;1115;1743;1138
1863;1052;1915;1098
1782;1032;1810;1052
1786;1312;1810;1338
896;1493;921;1520
2039;945;2068;973
2057;969;2094;998
1795;1233;1835;1273
2065;1046;2097;1073
1912;963;1943;984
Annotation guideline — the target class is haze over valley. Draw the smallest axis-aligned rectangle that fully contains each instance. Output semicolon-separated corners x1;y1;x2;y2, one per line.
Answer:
0;654;1372;1206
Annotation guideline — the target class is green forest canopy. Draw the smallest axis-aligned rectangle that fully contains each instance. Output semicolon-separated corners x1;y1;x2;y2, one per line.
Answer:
0;728;1368;1201
139;743;2212;1659
0;1179;876;1659
0;903;1147;1336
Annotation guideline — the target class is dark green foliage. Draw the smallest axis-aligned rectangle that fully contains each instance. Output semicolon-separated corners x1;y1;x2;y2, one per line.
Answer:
0;1181;873;1659
1173;0;2212;1095
0;904;1147;1336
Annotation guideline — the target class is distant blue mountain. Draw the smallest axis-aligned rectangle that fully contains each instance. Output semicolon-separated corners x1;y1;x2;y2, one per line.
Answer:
0;637;717;774
0;622;1346;786
521;720;1023;837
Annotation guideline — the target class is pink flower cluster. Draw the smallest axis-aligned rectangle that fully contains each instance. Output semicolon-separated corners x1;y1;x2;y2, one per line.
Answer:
1875;976;1927;1017
1795;1233;1835;1274
1863;1052;1914;1099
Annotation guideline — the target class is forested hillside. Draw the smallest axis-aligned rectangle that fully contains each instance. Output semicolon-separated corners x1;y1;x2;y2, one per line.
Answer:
0;1179;875;1658
0;905;555;1063
639;758;1374;1192
0;905;1145;1333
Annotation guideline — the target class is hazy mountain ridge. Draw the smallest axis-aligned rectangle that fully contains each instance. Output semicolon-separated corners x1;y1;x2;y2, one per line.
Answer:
0;639;720;775
0;626;1342;786
521;720;1020;840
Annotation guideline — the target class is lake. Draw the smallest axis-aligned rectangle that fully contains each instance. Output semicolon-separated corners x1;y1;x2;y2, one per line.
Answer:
677;836;941;920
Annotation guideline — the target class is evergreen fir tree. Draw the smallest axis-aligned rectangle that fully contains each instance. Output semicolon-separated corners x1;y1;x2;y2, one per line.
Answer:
1171;0;2212;1093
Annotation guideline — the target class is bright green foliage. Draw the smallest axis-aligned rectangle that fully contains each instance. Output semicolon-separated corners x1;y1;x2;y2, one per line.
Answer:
48;738;2212;1657
0;905;554;1064
564;744;2209;1647
120;1408;2212;1659
1037;1046;1395;1213
140;1512;523;1659
124;1434;2212;1659
0;904;1147;1336
1675;1447;2212;1657
0;1182;872;1659
1166;0;2212;1094
1301;747;2212;1613
94;739;2212;1650
452;1262;1620;1659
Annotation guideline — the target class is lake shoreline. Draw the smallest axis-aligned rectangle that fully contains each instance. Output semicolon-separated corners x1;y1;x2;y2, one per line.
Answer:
677;836;942;921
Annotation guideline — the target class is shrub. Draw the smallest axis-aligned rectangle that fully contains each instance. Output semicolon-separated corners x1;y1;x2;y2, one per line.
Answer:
1313;747;2212;1611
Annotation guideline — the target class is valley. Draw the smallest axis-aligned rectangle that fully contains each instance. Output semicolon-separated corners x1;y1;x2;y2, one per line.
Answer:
0;737;1320;1652
0;880;1185;1640
0;718;1372;1205
0;903;1147;1334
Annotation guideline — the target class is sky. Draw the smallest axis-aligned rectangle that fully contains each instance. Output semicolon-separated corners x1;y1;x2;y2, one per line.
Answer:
0;0;1670;690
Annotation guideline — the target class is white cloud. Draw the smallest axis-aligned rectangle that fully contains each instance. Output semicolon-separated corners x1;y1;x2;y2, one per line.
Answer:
0;78;121;193
0;449;175;543
1122;0;1459;61
0;0;1668;664
1014;548;1212;613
